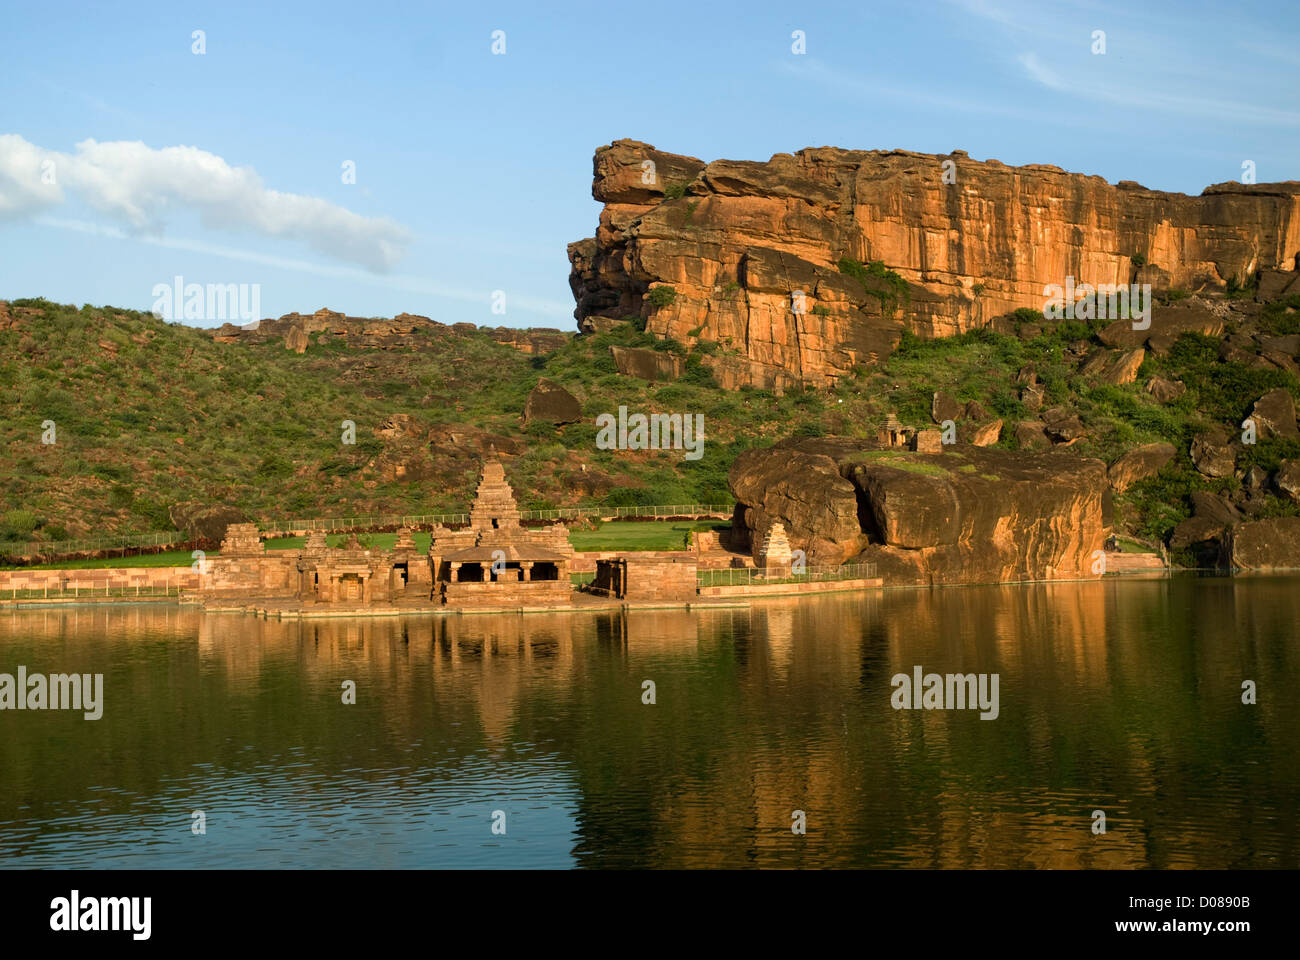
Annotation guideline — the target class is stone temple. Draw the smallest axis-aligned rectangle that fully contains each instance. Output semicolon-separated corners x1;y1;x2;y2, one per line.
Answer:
202;456;574;608
426;457;573;606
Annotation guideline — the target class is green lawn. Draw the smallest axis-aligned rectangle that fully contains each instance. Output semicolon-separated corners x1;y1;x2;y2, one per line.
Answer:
567;520;722;552
1;550;202;571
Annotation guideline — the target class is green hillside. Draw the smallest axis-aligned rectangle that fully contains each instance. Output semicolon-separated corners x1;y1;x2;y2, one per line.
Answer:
4;293;1300;564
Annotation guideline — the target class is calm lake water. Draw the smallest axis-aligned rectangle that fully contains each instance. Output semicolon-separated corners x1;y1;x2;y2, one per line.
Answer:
1;577;1297;869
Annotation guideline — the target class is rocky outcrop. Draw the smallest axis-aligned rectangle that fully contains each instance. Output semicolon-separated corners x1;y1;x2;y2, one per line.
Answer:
570;139;1300;387
1190;428;1238;478
524;379;582;425
169;502;248;542
1275;460;1300;502
610;345;684;382
1248;388;1299;438
211;308;571;355
727;438;866;566
1146;376;1187;403
1097;303;1225;349
728;438;1106;584
1079;347;1145;384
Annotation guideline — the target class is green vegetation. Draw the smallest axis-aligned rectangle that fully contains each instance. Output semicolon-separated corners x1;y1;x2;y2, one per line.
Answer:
7;289;1300;558
568;520;721;552
0;299;847;545
664;182;689;200
646;286;678;309
838;257;910;315
0;550;200;571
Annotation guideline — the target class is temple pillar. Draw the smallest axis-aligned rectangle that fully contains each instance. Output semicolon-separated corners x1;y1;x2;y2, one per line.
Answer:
521;562;534;582
450;562;462;583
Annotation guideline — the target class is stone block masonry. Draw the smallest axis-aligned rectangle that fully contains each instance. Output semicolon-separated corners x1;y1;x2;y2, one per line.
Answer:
0;567;200;592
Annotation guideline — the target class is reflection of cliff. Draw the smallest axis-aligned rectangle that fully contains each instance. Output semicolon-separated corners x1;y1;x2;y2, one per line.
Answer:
2;584;1297;868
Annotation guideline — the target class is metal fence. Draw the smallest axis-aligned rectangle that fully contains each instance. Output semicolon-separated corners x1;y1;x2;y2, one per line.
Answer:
0;583;186;601
697;563;878;588
257;504;735;534
0;531;195;564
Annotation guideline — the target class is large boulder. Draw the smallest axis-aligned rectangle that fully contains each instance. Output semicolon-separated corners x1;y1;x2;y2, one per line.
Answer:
729;439;1107;585
1107;442;1175;491
610;345;684;382
727;438;867;565
1042;406;1086;444
169;502;249;542
1097;302;1225;349
1224;517;1300;570
1145;376;1186;403
1275;460;1300;502
1248;388;1299;439
1015;421;1050;449
967;418;1003;446
842;447;1107;585
1190;490;1243;526
931;390;961;424
1079;347;1145;384
523;378;582;425
1189;428;1237;478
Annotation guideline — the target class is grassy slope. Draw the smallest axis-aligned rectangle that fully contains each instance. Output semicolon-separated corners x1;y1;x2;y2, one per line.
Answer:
4;295;1300;561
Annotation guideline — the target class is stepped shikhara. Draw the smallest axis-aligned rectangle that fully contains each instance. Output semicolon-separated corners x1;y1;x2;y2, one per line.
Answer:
569;139;1300;389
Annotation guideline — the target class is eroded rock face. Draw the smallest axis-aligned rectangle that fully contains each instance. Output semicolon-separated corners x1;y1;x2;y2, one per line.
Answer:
728;439;1107;584
570;139;1300;387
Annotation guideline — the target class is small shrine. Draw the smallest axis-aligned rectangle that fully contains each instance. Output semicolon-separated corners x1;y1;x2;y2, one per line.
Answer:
428;455;574;606
757;521;794;579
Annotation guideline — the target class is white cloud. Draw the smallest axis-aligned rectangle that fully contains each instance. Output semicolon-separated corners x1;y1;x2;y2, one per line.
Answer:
0;134;412;271
0;134;64;219
1017;53;1065;91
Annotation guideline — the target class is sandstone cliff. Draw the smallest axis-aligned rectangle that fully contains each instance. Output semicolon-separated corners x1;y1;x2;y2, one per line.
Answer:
729;438;1107;585
570;140;1300;388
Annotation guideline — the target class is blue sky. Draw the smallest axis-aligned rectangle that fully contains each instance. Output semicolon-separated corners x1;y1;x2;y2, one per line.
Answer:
1;0;1296;330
